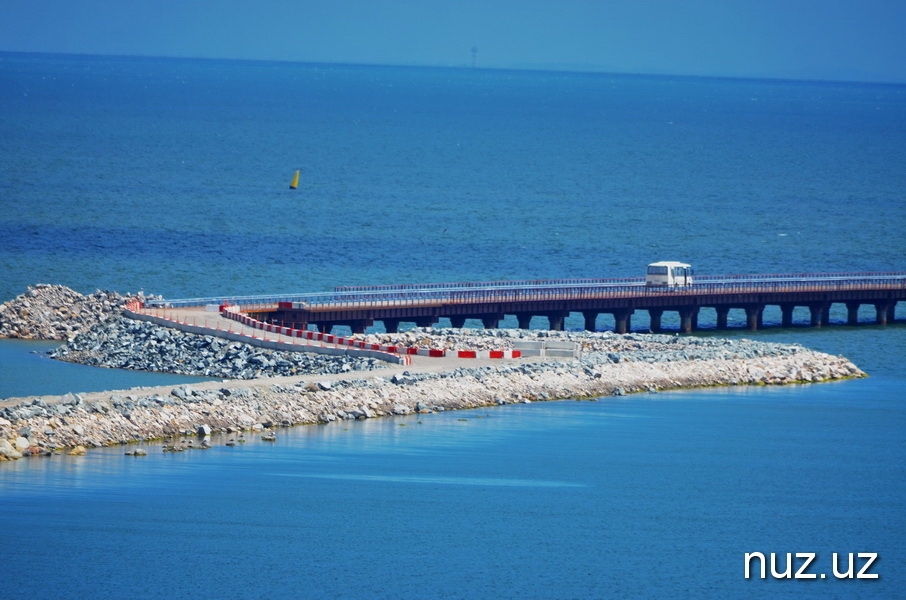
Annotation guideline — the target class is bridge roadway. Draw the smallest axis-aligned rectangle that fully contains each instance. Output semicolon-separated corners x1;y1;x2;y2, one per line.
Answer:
148;272;906;335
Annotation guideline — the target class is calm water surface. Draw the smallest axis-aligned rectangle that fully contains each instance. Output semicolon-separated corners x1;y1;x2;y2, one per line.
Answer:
1;54;904;598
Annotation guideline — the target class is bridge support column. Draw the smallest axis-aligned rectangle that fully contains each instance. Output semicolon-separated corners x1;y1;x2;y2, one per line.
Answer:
583;311;598;332
482;315;503;330
449;316;466;329
648;309;663;333
348;319;373;334
382;319;401;333
679;308;695;334
846;302;861;325
781;304;795;328
744;305;763;331
715;307;730;330
691;307;700;330
809;303;829;327
875;302;892;326
614;309;634;334
415;317;438;328
516;314;533;329
546;311;568;331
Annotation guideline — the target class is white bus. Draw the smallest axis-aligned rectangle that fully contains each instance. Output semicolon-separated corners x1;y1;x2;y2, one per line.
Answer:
645;261;694;287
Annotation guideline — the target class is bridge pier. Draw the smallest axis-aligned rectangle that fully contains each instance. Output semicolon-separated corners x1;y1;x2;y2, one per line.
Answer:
715;307;729;329
516;314;533;329
482;314;503;329
449;316;466;329
648;309;663;333
583;311;598;332
744;305;763;331
547;311;568;331
679;308;695;333
415;316;439;329
875;302;893;325
809;303;829;327
382;319;401;333
780;304;795;328
348;319;373;334
614;309;634;334
846;302;861;325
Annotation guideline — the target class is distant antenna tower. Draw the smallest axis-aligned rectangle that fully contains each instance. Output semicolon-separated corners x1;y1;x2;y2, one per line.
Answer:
471;46;478;68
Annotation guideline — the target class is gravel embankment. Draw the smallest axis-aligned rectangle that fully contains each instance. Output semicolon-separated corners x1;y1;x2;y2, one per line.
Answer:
0;285;866;459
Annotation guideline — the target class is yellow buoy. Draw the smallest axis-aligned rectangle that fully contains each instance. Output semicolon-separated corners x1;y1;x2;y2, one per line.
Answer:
289;169;300;190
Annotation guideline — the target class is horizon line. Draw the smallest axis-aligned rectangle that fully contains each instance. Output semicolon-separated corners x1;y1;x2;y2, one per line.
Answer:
2;49;903;87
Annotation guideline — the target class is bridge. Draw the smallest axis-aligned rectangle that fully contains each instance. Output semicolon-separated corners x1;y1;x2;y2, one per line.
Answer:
146;271;906;335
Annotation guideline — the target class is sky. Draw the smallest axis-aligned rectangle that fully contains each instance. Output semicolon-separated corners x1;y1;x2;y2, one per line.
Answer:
1;0;905;83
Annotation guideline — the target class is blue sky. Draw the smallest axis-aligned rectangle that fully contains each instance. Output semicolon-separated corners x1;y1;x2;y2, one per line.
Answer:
2;0;904;83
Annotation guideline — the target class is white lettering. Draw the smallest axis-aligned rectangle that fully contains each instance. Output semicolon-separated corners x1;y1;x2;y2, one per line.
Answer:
771;553;793;579
832;553;854;579
744;552;766;579
857;553;879;579
795;553;817;579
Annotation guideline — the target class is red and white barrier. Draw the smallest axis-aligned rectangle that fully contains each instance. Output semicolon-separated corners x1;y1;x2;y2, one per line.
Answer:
212;307;521;363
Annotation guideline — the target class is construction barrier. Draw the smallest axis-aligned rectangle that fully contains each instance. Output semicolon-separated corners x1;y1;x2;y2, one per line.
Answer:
210;306;524;363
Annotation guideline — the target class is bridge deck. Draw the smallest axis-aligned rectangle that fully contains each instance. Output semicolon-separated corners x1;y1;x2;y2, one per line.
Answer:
145;272;906;334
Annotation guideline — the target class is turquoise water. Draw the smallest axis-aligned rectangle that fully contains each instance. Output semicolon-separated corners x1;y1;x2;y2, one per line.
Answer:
0;54;904;598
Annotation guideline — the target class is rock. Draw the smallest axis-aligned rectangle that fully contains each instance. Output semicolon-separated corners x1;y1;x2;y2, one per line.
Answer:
0;439;23;460
197;424;212;436
15;437;30;450
68;445;87;456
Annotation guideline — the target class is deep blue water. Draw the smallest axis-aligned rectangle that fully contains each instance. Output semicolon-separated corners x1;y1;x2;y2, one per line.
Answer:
0;53;904;599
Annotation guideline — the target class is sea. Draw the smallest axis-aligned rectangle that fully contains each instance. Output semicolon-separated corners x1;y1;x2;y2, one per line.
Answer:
0;53;904;599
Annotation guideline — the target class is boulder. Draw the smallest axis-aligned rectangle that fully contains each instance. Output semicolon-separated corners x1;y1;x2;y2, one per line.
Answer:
0;439;23;460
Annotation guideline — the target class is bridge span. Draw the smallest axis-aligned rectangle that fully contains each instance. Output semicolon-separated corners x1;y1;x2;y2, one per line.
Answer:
147;272;905;335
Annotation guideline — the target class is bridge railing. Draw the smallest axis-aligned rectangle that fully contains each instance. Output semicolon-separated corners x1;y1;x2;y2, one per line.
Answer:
334;276;642;293
294;274;906;311
145;272;906;310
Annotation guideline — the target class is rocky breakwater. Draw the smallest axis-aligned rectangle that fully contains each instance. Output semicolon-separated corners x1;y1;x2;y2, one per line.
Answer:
0;332;864;459
51;315;388;379
0;284;147;341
